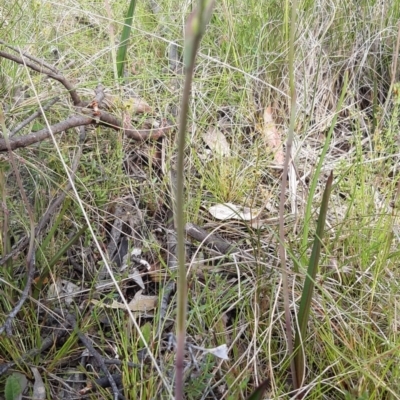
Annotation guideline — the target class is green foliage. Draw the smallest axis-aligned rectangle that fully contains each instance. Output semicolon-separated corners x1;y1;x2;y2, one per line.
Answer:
246;379;270;400
294;172;333;385
4;373;27;400
116;0;137;79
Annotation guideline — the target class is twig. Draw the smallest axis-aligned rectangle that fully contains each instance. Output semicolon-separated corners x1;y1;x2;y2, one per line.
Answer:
0;39;59;73
0;112;172;151
65;313;125;400
185;222;236;254
0;50;82;106
10;96;60;137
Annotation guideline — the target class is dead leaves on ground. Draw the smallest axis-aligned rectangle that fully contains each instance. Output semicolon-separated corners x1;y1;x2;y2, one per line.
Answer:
204;105;284;226
208;202;261;221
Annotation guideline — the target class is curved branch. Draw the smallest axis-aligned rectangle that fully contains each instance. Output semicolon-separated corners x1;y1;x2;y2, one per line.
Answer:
0;50;82;106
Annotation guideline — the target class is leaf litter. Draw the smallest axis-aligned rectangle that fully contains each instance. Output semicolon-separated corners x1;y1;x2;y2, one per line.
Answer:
261;106;284;166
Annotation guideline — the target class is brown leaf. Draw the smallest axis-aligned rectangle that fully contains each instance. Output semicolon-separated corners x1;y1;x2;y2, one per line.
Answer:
262;106;284;166
125;97;153;114
91;290;158;313
128;290;158;312
202;127;231;156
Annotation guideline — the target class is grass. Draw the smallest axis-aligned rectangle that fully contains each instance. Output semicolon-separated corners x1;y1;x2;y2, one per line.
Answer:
1;0;400;398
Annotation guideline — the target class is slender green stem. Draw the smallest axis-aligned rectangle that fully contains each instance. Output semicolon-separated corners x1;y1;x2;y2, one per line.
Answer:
279;0;298;389
175;2;215;398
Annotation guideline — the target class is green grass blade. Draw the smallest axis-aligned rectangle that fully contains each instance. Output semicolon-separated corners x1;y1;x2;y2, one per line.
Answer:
36;197;71;262
33;224;87;299
246;379;270;400
300;73;348;265
116;0;137;79
294;171;333;387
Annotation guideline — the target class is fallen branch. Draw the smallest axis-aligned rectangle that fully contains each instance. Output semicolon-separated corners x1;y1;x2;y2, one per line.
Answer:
0;50;82;106
185;222;237;255
0;111;172;151
0;39;59;74
0;49;173;151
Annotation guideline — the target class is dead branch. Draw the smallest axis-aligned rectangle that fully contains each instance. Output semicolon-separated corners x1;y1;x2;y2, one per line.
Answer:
0;111;172;151
0;50;82;106
185;222;237;255
0;39;59;73
0;49;172;151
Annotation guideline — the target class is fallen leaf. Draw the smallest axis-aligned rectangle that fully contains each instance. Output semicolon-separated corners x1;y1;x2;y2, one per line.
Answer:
209;203;261;221
91;299;125;310
262;106;284;166
202;127;230;156
91;290;158;312
129;268;145;290
47;279;80;307
124;97;153;114
128;290;158;312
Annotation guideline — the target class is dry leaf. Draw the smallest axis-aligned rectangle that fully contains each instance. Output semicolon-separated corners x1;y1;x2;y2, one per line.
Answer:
202;127;231;156
129;268;145;290
47;279;80;307
262;106;284;166
209;203;261;221
128;290;158;312
91;290;158;312
124;97;153;114
91;299;125;310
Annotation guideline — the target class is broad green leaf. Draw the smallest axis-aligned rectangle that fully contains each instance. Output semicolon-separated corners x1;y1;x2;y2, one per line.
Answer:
5;372;27;400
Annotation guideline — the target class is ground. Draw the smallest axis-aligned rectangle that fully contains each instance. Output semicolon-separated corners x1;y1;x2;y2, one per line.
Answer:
1;0;400;399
